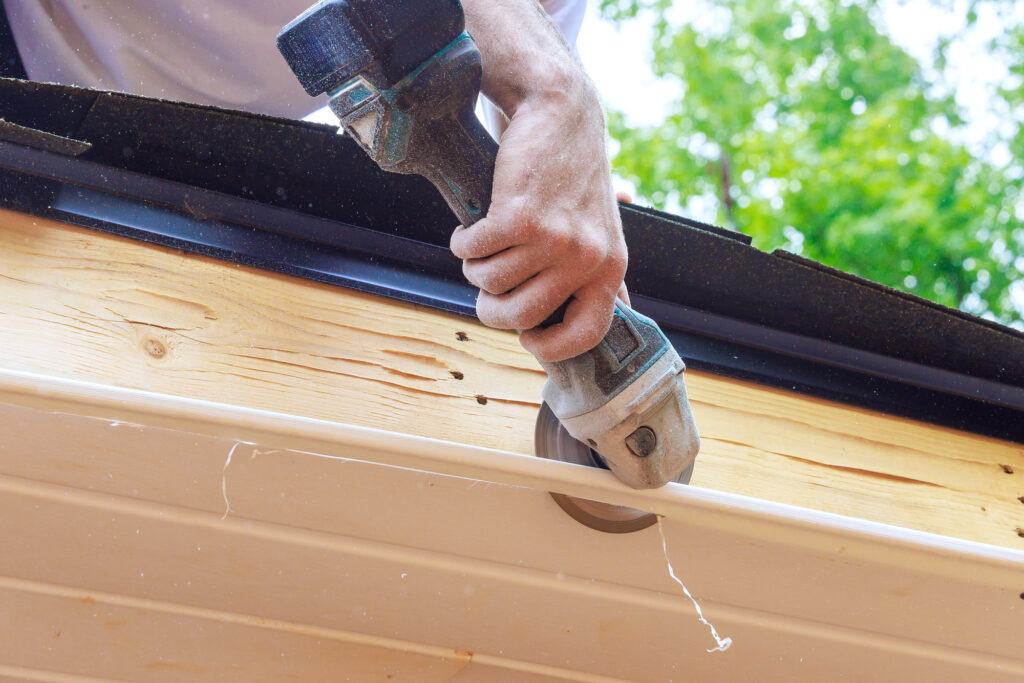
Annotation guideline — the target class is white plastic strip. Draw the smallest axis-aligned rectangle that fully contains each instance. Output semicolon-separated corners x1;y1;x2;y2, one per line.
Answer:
1;367;1022;583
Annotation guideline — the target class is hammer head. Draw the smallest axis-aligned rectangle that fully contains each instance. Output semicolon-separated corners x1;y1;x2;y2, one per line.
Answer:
277;0;465;96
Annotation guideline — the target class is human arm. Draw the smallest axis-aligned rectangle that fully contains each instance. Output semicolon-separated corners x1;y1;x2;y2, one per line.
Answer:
451;0;628;363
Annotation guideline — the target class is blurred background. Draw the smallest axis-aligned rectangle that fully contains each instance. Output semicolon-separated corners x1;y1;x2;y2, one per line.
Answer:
577;0;1024;328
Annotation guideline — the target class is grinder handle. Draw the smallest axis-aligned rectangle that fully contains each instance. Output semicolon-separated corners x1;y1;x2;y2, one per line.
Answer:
418;106;571;326
413;102;497;228
381;35;573;325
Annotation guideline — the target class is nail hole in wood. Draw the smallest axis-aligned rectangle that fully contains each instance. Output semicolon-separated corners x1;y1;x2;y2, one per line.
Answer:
475;395;488;405
1000;464;1014;474
1018;496;1024;504
456;331;469;342
1017;527;1024;538
450;371;464;380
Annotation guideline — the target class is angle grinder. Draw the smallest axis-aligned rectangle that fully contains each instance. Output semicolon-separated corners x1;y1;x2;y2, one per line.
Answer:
277;0;700;532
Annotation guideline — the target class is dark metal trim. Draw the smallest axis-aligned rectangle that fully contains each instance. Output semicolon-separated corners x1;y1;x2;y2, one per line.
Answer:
635;296;1024;411
0;140;475;313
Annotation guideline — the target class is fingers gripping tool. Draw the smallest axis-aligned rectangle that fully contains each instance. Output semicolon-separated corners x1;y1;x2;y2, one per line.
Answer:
277;0;700;500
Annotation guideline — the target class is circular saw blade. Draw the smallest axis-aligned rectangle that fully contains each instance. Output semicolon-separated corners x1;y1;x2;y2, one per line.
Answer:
534;402;658;534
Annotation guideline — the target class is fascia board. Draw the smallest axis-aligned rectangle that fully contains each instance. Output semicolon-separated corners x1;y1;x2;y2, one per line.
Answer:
2;135;1024;442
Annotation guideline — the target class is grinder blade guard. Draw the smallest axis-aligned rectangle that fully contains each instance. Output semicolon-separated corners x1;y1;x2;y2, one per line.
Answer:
534;403;695;534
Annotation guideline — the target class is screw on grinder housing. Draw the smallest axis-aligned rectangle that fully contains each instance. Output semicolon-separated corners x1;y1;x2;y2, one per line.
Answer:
277;0;700;490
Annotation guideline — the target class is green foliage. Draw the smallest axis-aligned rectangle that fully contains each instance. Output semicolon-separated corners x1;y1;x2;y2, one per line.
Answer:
600;0;1023;323
1001;24;1024;161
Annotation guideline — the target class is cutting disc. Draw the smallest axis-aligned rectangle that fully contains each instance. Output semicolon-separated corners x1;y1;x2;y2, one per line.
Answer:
534;402;659;533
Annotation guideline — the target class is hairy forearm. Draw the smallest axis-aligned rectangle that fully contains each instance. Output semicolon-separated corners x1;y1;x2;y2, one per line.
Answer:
462;0;598;117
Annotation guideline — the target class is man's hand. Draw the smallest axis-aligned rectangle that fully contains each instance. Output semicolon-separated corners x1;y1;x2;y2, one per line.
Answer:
454;0;627;363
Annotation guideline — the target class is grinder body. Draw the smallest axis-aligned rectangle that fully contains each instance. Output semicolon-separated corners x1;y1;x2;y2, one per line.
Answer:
278;0;699;489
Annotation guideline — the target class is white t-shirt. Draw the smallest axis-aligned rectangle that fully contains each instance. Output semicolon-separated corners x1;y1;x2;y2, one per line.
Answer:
5;0;586;119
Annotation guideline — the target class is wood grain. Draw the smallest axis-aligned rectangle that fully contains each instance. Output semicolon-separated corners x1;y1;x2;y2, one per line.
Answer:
1;208;1022;548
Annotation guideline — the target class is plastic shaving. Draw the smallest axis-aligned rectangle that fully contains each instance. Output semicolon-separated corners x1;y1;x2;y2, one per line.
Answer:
220;441;244;520
657;516;732;653
220;444;352;520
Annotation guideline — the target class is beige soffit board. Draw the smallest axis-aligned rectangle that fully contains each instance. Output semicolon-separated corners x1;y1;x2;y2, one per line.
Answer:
1;366;1022;682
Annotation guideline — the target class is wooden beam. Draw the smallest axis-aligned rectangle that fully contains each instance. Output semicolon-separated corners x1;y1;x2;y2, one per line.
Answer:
1;208;1022;549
